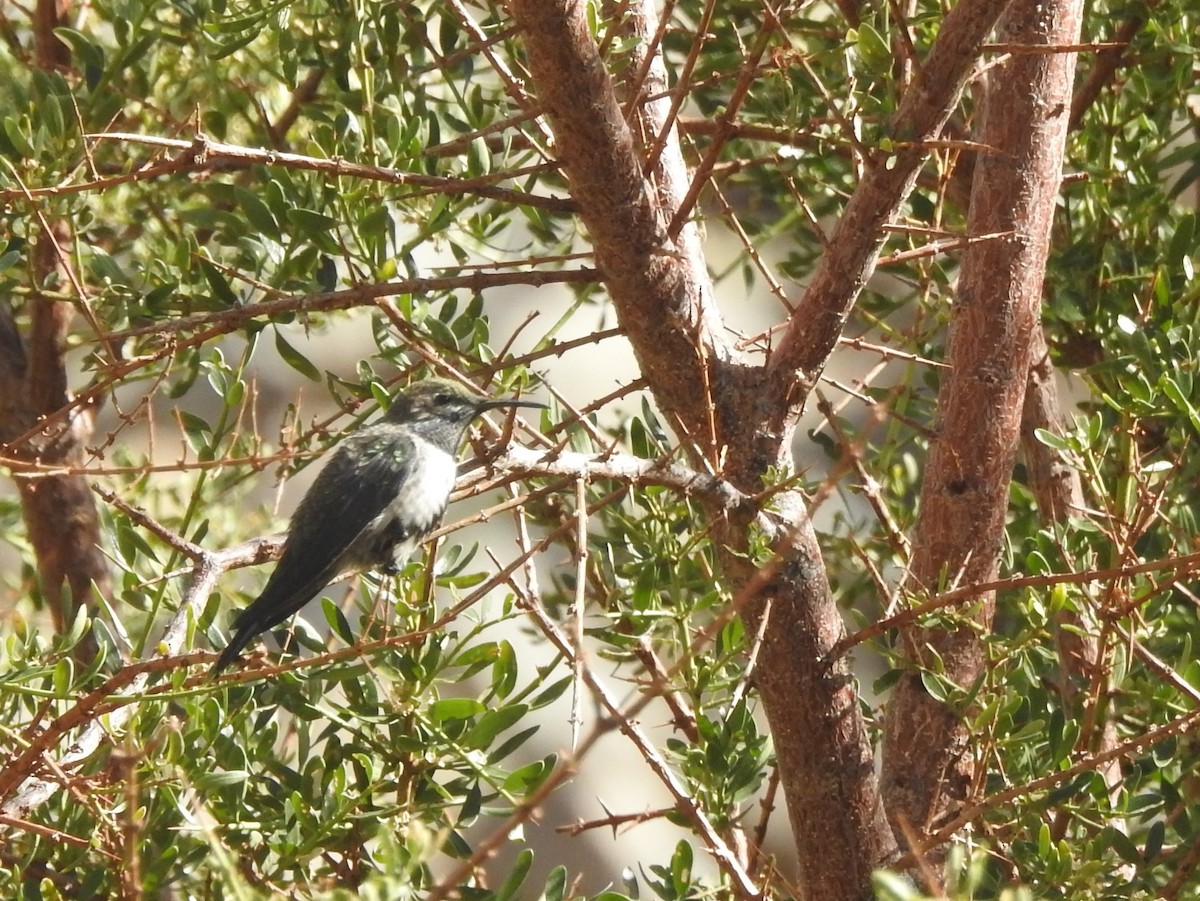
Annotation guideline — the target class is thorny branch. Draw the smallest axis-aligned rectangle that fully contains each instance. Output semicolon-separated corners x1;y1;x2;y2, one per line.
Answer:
9;133;576;214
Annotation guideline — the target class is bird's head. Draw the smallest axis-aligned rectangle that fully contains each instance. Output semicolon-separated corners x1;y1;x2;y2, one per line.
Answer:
383;378;545;429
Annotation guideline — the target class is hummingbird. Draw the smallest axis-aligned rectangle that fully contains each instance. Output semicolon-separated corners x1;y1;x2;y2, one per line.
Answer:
211;378;545;675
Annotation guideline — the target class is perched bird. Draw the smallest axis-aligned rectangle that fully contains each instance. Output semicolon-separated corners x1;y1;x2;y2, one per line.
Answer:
211;378;544;675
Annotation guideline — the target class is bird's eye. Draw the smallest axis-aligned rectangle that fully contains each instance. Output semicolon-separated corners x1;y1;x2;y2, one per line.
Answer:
434;392;454;405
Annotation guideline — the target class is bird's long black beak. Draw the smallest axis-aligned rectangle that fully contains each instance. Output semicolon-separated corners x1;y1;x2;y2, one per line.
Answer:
477;397;548;413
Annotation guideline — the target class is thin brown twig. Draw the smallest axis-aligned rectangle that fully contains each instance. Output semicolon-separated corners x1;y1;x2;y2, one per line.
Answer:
747;766;780;877
908;706;1200;862
556;805;676;836
0;447;314;478
443;0;553;156
878;230;1015;267
829;550;1200;661
569;476;588;750
0;814;98;850
16;133;575;212
666;3;782;239
1069;13;1148;129
94;486;203;559
108;266;598;344
630;635;700;742
983;40;1129;53
812;389;911;559
640;0;715;178
269;67;326;147
1161;829;1200;900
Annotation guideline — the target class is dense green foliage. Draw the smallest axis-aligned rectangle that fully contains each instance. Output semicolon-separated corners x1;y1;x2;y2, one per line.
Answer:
0;0;1198;898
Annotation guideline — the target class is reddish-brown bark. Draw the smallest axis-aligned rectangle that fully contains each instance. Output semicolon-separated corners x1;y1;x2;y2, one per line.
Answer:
0;0;110;658
881;0;1085;844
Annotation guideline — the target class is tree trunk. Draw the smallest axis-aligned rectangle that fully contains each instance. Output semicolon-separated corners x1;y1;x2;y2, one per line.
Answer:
881;0;1085;847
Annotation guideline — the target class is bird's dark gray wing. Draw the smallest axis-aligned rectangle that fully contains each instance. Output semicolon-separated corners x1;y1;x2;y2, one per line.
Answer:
211;430;417;675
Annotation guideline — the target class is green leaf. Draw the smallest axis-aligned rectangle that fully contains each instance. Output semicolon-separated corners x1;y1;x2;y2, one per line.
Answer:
491;640;518;699
453;642;499;669
192;771;251;791
316;255;338;292
463;704;528;751
178;411;212;457
428;697;485;725
53;28;105;71
286;207;340;236
1106;826;1142;864
920;670;959;704
530;675;572;709
872;869;922;900
198;258;241;307
541;865;568;901
1144;820;1165;861
1161;374;1200;433
853;23;891;72
670;840;693;894
208;28;260;60
236;186;279;238
488;725;541;763
53;658;73;697
1033;427;1070;450
3;118;35;158
493;848;533;901
502;755;555;795
322;598;354;646
274;330;322;382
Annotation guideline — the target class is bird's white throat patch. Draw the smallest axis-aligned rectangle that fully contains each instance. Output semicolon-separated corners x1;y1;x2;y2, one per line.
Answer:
392;436;459;522
369;436;459;568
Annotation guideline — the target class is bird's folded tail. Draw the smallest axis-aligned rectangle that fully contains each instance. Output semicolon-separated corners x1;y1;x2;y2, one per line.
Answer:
209;562;343;679
209;610;264;678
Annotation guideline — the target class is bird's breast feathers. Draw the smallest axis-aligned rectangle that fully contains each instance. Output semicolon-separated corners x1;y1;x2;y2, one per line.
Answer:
387;436;459;526
352;436;459;569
